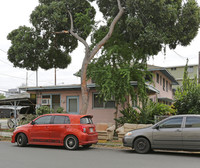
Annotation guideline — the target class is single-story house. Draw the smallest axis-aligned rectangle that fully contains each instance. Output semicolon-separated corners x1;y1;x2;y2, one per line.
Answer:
20;66;178;124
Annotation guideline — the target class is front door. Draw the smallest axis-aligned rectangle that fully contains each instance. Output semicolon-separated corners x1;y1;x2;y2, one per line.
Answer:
29;115;52;144
67;96;79;114
152;117;183;149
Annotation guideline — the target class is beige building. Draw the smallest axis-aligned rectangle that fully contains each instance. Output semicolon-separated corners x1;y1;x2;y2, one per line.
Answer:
166;64;199;90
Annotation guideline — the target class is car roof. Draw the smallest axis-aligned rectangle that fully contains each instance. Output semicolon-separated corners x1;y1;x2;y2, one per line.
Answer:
39;113;93;118
169;114;200;118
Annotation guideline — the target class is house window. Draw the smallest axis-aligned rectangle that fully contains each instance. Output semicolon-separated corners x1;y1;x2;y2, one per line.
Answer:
166;81;168;92
160;76;162;86
171;67;176;71
42;95;51;106
170;84;172;91
163;78;165;91
93;93;115;109
156;73;159;84
187;66;193;73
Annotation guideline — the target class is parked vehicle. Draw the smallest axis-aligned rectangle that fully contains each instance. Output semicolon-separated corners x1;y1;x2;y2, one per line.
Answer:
11;114;98;150
123;115;200;153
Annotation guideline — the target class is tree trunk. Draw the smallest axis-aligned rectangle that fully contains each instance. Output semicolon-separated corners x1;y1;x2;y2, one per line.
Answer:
68;0;124;115
80;54;90;115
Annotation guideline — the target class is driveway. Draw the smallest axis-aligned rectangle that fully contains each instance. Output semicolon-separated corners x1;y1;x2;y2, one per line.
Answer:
0;142;200;168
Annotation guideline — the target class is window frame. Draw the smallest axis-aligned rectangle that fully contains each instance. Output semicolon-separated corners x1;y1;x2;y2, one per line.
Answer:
52;115;70;124
185;116;200;128
34;116;52;125
156;73;159;84
159;117;183;129
93;93;115;109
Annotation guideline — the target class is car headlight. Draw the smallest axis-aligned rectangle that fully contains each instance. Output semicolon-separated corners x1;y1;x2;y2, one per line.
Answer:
15;126;22;130
125;132;133;137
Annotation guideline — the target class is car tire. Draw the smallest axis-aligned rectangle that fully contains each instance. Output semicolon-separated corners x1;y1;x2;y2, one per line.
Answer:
82;144;92;148
134;137;150;154
64;135;79;150
17;133;28;147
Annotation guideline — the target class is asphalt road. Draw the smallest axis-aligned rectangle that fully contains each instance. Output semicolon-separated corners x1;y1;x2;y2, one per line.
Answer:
0;142;200;168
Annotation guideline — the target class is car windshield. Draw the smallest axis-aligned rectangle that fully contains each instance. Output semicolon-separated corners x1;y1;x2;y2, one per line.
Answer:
80;117;93;124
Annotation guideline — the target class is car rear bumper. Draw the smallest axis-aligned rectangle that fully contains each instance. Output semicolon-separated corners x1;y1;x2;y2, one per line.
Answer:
79;133;98;145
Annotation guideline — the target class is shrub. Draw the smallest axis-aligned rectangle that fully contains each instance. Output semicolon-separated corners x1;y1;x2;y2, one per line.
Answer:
36;106;53;116
56;107;65;113
115;102;176;126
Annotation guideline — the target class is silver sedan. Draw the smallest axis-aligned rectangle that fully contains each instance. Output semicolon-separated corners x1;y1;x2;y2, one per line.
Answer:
123;115;200;153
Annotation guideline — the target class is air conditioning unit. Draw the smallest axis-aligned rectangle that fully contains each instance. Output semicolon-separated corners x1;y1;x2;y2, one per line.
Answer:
41;99;51;105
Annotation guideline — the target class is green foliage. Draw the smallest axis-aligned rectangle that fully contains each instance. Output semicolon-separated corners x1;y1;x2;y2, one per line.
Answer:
115;105;140;126
7;0;95;70
56;107;65;113
87;54;149;106
7;0;200;72
94;0;200;55
36;106;53;116
0;94;5;99
18;114;37;125
115;102;176;125
174;61;200;114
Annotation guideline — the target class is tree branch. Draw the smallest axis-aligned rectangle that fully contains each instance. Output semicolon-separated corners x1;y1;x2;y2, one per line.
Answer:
89;0;124;61
67;10;90;54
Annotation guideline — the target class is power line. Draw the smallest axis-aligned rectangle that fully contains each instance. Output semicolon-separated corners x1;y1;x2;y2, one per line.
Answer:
0;48;7;54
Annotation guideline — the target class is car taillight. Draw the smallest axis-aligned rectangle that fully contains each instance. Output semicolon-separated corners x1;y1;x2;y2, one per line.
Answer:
80;125;86;133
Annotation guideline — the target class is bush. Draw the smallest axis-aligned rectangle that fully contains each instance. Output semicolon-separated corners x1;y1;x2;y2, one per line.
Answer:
18;114;36;125
115;105;140;126
36;106;53;116
56;107;65;113
115;102;176;125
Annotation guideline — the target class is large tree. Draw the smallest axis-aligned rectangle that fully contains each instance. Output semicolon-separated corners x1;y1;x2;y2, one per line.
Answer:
7;0;200;114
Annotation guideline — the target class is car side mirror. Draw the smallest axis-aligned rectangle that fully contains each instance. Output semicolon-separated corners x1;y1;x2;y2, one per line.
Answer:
155;125;160;130
31;121;36;125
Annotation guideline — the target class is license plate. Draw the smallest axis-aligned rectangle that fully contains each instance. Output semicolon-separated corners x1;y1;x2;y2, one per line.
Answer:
89;128;94;132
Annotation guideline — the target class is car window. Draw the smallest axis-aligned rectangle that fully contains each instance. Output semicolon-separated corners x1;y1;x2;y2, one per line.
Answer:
53;116;70;124
185;117;200;128
35;116;52;125
80;117;93;124
159;117;183;129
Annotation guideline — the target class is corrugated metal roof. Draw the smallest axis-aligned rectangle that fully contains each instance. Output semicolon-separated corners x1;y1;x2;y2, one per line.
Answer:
20;82;159;94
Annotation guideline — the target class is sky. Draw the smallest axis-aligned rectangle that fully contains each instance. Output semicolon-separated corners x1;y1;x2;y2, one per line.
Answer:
0;0;200;93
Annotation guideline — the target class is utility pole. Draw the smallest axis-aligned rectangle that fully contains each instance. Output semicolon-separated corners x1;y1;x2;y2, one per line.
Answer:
36;69;38;87
199;51;200;84
26;71;28;87
55;68;57;86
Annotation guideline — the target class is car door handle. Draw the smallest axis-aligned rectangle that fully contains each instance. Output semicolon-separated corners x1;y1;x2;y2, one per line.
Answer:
175;129;182;132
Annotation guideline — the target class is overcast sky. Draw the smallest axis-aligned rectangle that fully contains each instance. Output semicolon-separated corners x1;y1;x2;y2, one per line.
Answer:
0;0;200;93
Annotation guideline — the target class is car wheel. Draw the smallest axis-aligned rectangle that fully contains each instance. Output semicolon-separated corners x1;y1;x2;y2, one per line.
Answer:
134;137;150;154
64;135;79;150
17;133;28;147
82;144;92;148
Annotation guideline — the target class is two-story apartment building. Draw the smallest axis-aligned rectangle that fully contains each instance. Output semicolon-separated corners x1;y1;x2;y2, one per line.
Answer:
148;65;178;105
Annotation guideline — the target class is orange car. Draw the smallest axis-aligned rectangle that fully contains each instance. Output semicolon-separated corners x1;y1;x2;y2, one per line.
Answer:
11;114;98;150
